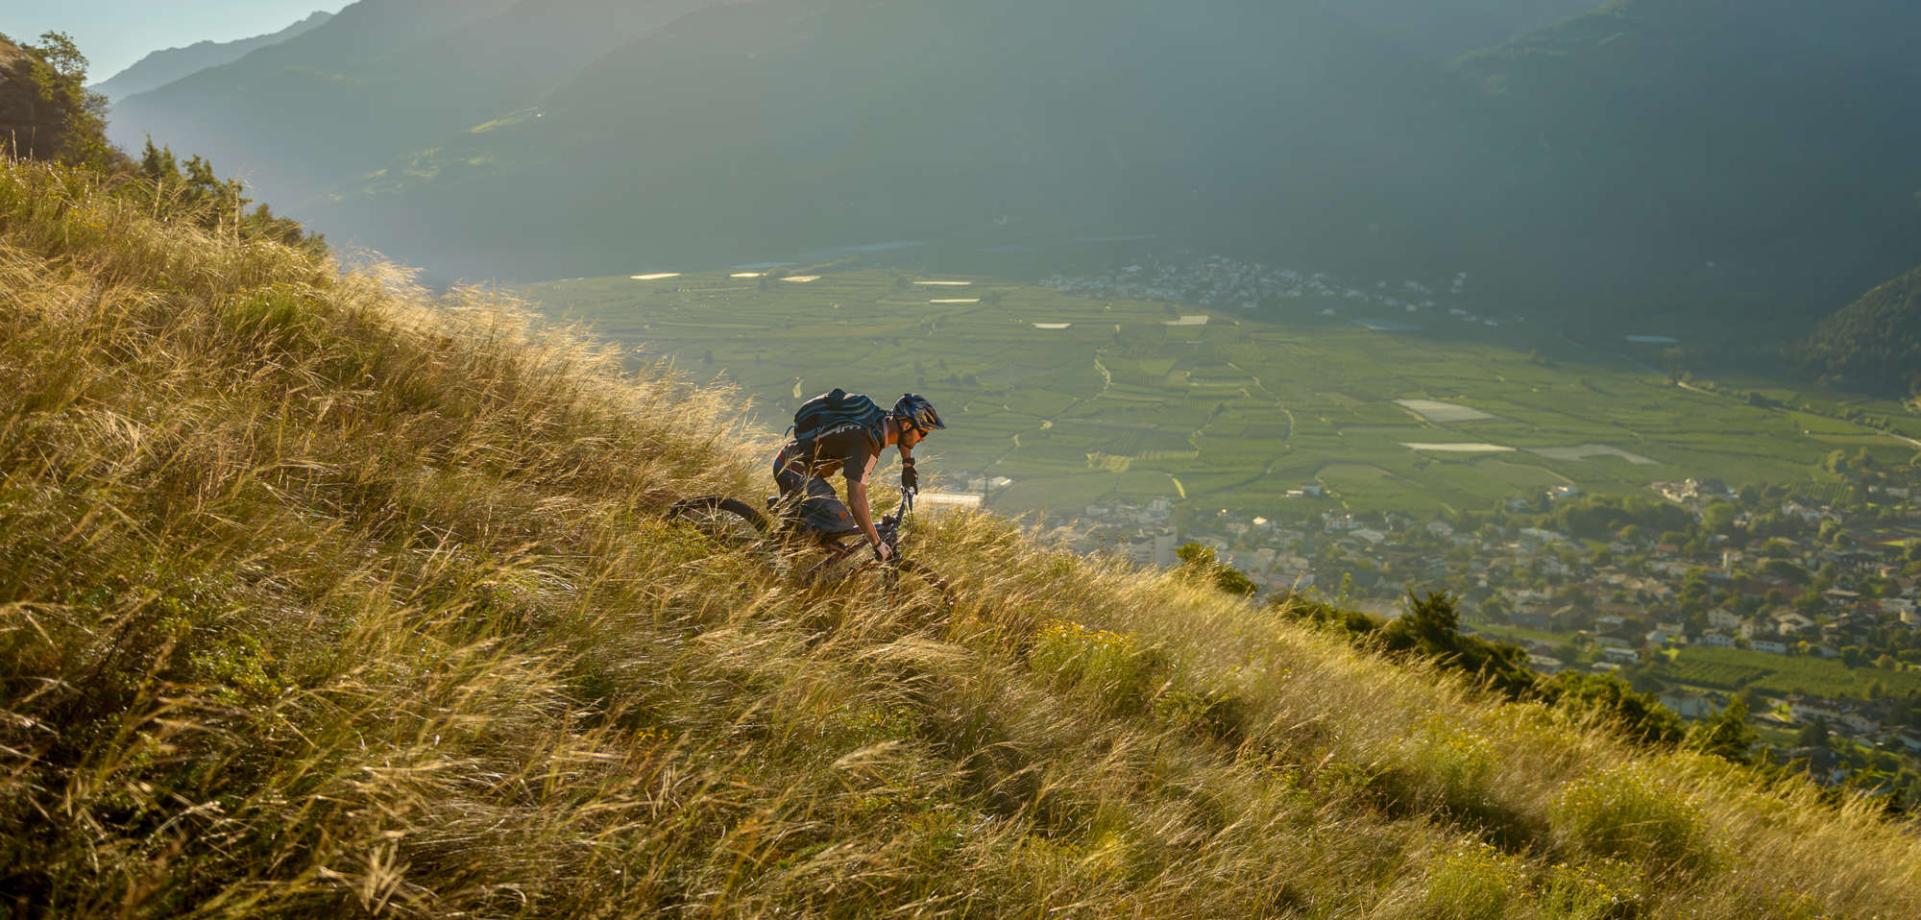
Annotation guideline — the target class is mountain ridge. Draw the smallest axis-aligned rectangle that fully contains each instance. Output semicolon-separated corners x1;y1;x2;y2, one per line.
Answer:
91;10;334;102
108;0;718;206
317;0;1496;282
92;0;1921;362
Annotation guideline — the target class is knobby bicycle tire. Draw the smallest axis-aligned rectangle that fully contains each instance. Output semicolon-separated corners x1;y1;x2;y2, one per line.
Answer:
667;496;772;545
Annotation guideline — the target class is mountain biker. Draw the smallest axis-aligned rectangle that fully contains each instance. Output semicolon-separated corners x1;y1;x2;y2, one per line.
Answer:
773;393;945;563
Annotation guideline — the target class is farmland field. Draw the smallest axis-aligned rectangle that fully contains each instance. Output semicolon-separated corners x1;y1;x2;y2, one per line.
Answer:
1653;647;1921;700
522;270;1918;517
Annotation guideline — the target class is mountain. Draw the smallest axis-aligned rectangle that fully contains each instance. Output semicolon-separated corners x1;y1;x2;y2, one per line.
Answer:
103;0;1921;335
316;0;1496;281
108;0;719;207
9;151;1921;917
1323;0;1602;61
1802;266;1921;399
1453;0;1921;328
91;10;334;103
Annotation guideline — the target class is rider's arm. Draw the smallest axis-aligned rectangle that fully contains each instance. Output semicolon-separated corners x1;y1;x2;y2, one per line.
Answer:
846;479;884;549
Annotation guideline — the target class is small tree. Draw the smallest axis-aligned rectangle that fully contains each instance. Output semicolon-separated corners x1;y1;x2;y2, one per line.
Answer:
1175;543;1258;597
1795;717;1831;751
1687;694;1757;764
15;32;119;169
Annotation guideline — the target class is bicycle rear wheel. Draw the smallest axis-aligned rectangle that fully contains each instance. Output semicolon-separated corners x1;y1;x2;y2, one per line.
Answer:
667;497;772;547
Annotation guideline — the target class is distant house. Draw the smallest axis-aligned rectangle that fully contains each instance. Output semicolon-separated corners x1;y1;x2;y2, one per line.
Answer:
1773;611;1815;635
1700;632;1734;648
1511;608;1551;629
1708;608;1742;631
1601;646;1641;665
1659;691;1711;720
1528;654;1566;674
1838;711;1879;735
1751;639;1789;655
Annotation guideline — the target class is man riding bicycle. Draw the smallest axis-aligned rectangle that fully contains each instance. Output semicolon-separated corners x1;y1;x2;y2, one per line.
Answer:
773;392;945;563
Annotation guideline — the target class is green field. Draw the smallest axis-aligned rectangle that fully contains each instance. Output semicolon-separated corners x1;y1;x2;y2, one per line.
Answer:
523;270;1918;517
1654;646;1921;700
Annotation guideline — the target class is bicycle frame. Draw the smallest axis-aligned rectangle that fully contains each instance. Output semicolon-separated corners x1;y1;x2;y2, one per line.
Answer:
796;489;917;570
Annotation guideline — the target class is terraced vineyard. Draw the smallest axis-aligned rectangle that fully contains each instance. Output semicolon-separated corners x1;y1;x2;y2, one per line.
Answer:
1655;647;1921;700
525;270;1921;516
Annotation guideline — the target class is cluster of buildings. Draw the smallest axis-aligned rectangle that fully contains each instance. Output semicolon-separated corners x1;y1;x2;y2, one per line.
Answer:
1052;473;1921;758
1038;255;1484;320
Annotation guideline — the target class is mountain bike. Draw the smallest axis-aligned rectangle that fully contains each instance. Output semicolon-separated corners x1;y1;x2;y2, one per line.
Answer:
667;487;952;602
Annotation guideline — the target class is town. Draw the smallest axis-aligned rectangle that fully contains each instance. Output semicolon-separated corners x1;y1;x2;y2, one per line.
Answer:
1019;451;1921;805
1040;253;1514;328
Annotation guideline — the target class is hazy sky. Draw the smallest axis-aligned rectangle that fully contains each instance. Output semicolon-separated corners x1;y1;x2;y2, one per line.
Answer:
3;1;355;83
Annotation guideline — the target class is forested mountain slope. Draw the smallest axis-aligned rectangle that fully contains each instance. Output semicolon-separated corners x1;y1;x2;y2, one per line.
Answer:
107;0;712;204
1803;266;1921;399
317;0;1493;281
1454;0;1921;324
5;151;1921;917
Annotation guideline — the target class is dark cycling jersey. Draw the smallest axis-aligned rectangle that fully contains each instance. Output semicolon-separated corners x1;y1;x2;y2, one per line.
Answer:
774;423;880;485
771;424;880;536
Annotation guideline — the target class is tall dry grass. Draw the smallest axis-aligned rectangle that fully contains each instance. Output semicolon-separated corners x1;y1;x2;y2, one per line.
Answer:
2;156;1919;917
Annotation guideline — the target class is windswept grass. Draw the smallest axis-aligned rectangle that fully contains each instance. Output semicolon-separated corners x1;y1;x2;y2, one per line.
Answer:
4;156;1921;917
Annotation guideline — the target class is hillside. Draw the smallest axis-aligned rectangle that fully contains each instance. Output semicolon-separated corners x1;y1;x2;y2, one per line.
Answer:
91;10;334;102
317;0;1492;282
1803;266;1921;399
1325;0;1601;61
107;0;716;207
7;157;1921;916
1454;0;1921;326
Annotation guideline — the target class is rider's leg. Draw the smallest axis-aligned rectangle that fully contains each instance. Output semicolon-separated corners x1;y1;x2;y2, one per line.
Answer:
798;476;861;538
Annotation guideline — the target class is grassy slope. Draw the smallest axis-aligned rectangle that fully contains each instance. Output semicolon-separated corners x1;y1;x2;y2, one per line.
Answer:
4;158;1920;917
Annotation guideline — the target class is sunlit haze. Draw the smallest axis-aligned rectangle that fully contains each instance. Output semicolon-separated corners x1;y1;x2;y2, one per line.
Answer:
3;0;352;80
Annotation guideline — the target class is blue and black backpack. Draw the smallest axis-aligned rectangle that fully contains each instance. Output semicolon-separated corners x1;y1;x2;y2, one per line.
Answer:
792;388;887;447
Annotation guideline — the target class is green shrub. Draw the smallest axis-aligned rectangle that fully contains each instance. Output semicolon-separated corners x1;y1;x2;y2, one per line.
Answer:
1152;683;1248;745
1028;620;1167;713
1176;542;1258;596
1551;767;1712;875
1406;721;1495;813
1539;859;1642;919
1418;843;1525;920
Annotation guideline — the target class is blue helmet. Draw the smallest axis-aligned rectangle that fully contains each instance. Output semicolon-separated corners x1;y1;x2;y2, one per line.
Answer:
892;393;946;434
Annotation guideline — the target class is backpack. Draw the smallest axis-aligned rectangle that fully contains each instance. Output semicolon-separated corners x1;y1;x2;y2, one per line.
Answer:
792;388;886;447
